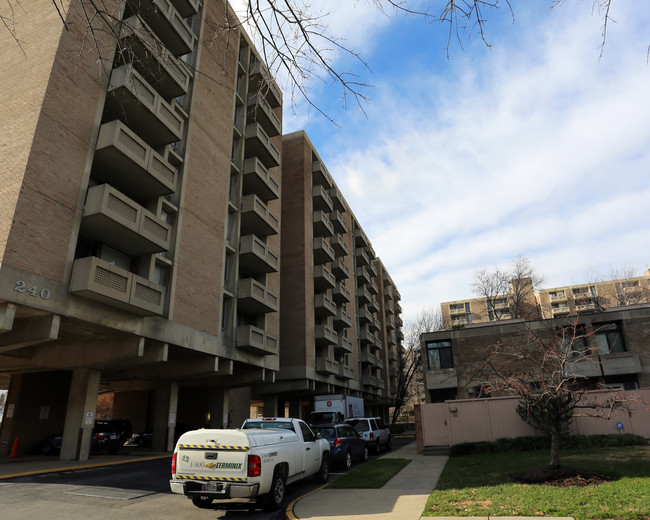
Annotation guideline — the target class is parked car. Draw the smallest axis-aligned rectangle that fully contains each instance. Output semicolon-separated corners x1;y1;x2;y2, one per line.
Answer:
129;431;152;447
312;423;369;470
39;431;63;455
93;419;132;453
345;417;391;453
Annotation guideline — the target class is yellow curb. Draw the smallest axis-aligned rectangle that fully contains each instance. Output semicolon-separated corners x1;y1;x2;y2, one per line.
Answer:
0;454;170;480
284;482;329;520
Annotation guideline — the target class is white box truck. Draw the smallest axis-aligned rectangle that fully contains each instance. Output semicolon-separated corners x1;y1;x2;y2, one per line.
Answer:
309;394;364;425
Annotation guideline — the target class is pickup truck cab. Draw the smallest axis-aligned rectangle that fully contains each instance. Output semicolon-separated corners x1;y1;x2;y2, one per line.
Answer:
170;417;330;510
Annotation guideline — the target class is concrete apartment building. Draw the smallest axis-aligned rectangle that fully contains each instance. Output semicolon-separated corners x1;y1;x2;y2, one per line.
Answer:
266;132;404;417
0;0;401;459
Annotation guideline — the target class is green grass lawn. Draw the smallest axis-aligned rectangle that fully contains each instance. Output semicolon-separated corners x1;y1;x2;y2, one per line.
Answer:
327;458;411;489
424;446;650;519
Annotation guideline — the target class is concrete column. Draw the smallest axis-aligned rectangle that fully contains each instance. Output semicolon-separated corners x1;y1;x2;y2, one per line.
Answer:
288;398;301;419
263;394;278;417
152;381;178;452
0;374;22;457
60;369;100;461
207;389;229;429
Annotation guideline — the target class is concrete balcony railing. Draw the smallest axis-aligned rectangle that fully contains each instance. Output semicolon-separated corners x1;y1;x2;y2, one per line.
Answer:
358;307;372;324
385;315;396;330
334;335;353;354
312;185;334;213
425;368;458;390
449;306;465;316
356;266;371;286
367;296;380;313
371;333;383;350
367;262;377;278
362;374;378;388
69;256;165;315
240;194;279;236
388;347;397;361
328;187;345;212
338;364;354;379
332;258;350;280
377;378;386;390
375;357;384;370
354;227;370;248
550;294;568;302
330;233;349;257
81;184;171;256
313;210;334;238
242;157;279;202
315;324;338;346
316;355;339;375
313;237;335;265
357;287;371;305
249;59;282;108
359;326;374;345
360;350;376;365
368;280;379;295
330;210;348;234
600;352;641;376
239;235;279;274
169;0;201;17
314;264;336;291
245;122;280;168
369;316;381;332
237;324;278;356
333;307;352;329
118;16;192;99
384;300;394;315
312;160;333;189
355;247;369;267
332;281;350;303
106;65;184;147
247;91;281;137
93;120;177;200
314;294;337;317
386;331;397;346
384;286;394;301
237;278;278;315
135;0;196;56
394;289;401;301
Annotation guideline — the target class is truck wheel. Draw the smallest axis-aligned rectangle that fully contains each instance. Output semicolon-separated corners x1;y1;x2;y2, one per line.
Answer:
360;445;369;462
191;496;213;509
315;455;329;483
261;469;286;511
344;450;352;471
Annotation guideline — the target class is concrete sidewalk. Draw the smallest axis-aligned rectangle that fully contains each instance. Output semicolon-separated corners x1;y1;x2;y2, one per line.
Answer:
286;441;575;520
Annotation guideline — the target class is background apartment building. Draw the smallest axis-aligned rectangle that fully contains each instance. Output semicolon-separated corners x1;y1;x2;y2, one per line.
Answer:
0;1;402;459
272;132;403;418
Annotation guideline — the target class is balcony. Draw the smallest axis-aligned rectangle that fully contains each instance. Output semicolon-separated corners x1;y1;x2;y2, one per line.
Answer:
118;16;192;99
357;287;371;305
169;0;201;17
313;265;336;291
362;374;378;388
312;185;333;213
247;92;281;137
549;293;568;302
313;211;334;237
360;350;376;366
425;368;458;390
134;0;196;56
394;289;401;301
334;335;353;354
92;120;177;199
332;258;350;280
355;247;369;266
385;315;395;330
384;300;394;315
245;123;280;168
357;307;371;324
369;316;381;332
330;233;349;257
313;237;335;265
239;235;279;274
328;187;346;212
314;294;337;317
388;347;397;361
367;297;380;313
240;194;279;236
237;278;278;315
384;286;393;301
386;331;397;346
356;266;371;286
600;353;641;376
312;161;333;188
338;364;354;379
316;355;339;375
449;306;465;316
332;281;350;303
315;324;338;346
105;64;184;147
354;227;370;248
333;307;352;328
375;356;384;370
69;256;165;315
81;184;171;255
330;210;348;234
242;157;279;201
249;59;282;108
565;357;602;378
377;378;386;390
575;301;597;312
359;326;374;345
237;324;278;356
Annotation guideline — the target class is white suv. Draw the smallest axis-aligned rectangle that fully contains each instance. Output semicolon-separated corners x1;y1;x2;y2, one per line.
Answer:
345;417;391;453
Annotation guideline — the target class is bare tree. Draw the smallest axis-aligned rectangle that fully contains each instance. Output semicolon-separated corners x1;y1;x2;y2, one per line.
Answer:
473;318;642;468
471;264;511;320
390;307;443;425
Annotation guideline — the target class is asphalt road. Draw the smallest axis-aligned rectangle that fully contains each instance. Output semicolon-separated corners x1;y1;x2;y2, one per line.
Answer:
0;435;414;519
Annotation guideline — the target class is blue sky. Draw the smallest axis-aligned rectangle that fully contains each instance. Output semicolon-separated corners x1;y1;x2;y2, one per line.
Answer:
234;1;650;320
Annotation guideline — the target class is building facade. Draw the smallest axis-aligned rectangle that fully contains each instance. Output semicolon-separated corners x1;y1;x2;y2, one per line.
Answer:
0;1;401;459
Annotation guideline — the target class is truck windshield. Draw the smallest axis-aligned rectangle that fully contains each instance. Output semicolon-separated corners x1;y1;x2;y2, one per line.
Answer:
242;421;294;431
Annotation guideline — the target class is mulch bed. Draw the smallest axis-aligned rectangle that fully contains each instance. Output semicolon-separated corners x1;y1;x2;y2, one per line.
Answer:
511;466;617;487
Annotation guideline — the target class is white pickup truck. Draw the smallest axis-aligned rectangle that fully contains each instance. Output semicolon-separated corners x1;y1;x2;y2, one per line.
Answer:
169;417;330;510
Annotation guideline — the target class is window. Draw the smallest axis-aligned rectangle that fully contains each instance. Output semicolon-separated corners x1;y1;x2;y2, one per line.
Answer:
426;340;453;370
594;322;625;354
558;325;587;357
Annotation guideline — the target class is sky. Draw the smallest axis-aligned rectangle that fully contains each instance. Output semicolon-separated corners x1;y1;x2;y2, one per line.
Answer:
233;1;650;321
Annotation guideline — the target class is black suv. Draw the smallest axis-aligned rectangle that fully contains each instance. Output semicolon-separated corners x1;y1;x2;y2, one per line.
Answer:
93;419;133;453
